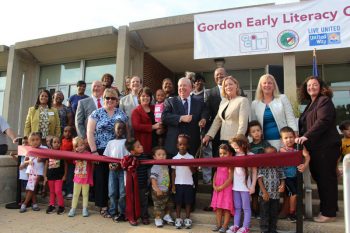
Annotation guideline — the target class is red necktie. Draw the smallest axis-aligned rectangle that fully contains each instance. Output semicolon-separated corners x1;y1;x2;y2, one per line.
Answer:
97;98;102;108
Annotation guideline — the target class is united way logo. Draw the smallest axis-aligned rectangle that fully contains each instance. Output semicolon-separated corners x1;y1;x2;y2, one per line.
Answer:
277;30;299;50
239;32;269;53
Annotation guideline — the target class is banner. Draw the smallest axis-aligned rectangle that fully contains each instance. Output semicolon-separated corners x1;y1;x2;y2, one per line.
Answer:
194;0;350;59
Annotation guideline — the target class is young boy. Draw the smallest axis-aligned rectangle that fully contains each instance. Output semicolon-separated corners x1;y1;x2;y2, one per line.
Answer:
258;146;285;233
279;126;310;222
150;146;174;227
103;121;128;222
171;134;196;229
60;126;74;199
125;139;152;226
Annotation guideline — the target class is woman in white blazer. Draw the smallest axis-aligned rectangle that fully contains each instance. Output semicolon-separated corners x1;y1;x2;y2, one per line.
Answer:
203;76;250;147
251;74;297;150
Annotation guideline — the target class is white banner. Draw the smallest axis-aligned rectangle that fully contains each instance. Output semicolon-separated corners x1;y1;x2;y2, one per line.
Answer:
194;0;350;59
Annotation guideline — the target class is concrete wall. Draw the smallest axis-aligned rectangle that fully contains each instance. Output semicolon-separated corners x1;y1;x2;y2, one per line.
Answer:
0;156;17;204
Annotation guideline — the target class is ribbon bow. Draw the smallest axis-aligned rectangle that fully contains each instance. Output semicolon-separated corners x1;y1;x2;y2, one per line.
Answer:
120;155;140;222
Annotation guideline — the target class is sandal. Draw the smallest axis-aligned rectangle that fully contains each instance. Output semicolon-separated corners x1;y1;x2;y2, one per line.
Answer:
100;209;112;218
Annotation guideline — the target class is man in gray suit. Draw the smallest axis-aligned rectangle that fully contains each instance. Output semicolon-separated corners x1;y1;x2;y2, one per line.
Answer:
75;80;104;138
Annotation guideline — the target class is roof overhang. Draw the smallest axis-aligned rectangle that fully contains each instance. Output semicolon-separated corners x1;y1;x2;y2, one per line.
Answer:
14;27;118;65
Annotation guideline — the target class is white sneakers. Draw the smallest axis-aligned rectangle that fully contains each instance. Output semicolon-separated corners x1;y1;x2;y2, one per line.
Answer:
163;214;175;225
184;218;192;229
175;218;183;229
155;218;163;227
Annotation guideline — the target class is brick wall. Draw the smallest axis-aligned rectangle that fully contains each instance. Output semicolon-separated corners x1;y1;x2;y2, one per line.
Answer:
143;53;174;93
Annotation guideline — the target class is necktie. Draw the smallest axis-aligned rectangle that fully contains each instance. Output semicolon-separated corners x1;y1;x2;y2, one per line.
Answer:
97;98;102;108
183;98;188;114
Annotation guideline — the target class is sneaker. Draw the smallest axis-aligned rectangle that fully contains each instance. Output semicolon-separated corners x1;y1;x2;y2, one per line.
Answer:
175;218;183;229
219;227;228;233
237;227;250;233
154;218;163;227
212;225;221;232
46;205;55;214
82;208;89;217
163;214;175;225
56;206;64;215
113;214;126;222
66;194;73;200
184;218;192;229
226;225;239;233
289;214;297;223
68;208;76;217
32;204;40;211
19;204;27;213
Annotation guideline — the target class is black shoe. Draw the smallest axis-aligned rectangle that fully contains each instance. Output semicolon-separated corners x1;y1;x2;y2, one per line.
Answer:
57;206;65;215
46;205;55;214
113;214;126;222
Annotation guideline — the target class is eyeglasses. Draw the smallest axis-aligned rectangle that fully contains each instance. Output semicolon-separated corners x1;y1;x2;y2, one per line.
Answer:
104;96;118;101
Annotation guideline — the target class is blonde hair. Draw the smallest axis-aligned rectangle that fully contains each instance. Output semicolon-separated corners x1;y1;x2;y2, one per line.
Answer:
221;76;240;98
72;136;85;150
103;88;118;99
255;74;280;101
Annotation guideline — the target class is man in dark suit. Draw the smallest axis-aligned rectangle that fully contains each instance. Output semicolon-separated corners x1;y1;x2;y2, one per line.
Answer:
162;77;207;157
75;80;104;138
205;67;226;157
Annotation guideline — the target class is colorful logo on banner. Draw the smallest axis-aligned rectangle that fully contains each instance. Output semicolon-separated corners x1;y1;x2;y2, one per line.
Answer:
239;32;269;53
308;26;341;46
277;30;299;50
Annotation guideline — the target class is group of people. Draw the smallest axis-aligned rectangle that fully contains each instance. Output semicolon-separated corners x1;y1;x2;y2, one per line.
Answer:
12;67;348;233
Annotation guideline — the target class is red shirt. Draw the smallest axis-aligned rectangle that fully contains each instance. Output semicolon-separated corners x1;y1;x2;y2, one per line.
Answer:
60;138;73;151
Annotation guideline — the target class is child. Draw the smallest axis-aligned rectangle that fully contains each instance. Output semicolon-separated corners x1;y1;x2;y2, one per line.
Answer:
125;138;152;226
68;137;93;217
340;120;350;162
247;120;271;219
150;146;174;227
103;121;128;222
279;126;310;222
61;126;74;200
210;144;234;233
46;135;53;148
171;134;196;229
258;146;285;233
154;89;166;146
43;136;67;214
227;135;257;233
10;136;29;204
20;132;47;213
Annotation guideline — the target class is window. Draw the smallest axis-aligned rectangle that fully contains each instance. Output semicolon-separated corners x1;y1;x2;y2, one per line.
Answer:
85;58;116;83
0;71;6;114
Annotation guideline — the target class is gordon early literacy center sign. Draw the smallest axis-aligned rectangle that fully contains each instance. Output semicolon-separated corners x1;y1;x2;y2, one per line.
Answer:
194;0;350;59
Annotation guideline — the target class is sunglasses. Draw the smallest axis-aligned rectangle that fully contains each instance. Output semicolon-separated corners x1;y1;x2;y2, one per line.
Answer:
104;96;118;101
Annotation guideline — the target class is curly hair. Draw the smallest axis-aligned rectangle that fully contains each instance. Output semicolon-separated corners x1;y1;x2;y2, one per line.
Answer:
299;76;333;102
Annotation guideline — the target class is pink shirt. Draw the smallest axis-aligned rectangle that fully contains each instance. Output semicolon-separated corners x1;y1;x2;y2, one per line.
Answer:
154;103;164;122
73;160;93;186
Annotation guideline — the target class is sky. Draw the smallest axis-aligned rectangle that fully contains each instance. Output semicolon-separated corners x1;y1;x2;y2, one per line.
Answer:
0;0;298;45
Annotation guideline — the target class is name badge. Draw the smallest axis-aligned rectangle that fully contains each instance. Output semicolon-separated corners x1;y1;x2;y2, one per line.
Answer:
48;112;54;116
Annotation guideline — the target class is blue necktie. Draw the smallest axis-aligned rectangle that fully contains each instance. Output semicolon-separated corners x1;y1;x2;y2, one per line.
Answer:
183;98;188;114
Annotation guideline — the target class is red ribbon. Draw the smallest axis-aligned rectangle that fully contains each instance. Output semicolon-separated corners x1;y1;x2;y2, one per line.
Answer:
18;146;303;220
120;155;140;221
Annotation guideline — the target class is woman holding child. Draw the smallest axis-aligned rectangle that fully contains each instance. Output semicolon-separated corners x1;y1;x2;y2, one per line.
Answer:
296;76;340;223
251;74;297;150
87;88;128;218
131;87;162;154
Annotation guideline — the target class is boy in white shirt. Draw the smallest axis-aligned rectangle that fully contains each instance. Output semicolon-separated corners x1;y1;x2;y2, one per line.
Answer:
171;134;196;229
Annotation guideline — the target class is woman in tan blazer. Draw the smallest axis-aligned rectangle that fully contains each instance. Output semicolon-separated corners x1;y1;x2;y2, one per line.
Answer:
203;76;250;146
24;90;61;139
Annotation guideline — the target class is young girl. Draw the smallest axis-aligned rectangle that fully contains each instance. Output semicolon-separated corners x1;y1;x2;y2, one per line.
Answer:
103;121;128;222
227;135;257;233
154;89;166;146
43;136;67;214
210;144;234;233
68;136;93;217
247;120;271;219
20;132;47;213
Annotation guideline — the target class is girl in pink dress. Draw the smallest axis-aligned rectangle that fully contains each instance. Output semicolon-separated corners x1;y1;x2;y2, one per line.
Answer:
211;144;234;233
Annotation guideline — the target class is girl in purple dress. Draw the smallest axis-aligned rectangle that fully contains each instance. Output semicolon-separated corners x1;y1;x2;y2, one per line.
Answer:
210;144;234;233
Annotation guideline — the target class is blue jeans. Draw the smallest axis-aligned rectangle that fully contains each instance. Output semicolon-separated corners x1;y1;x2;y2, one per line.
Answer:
108;170;126;216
